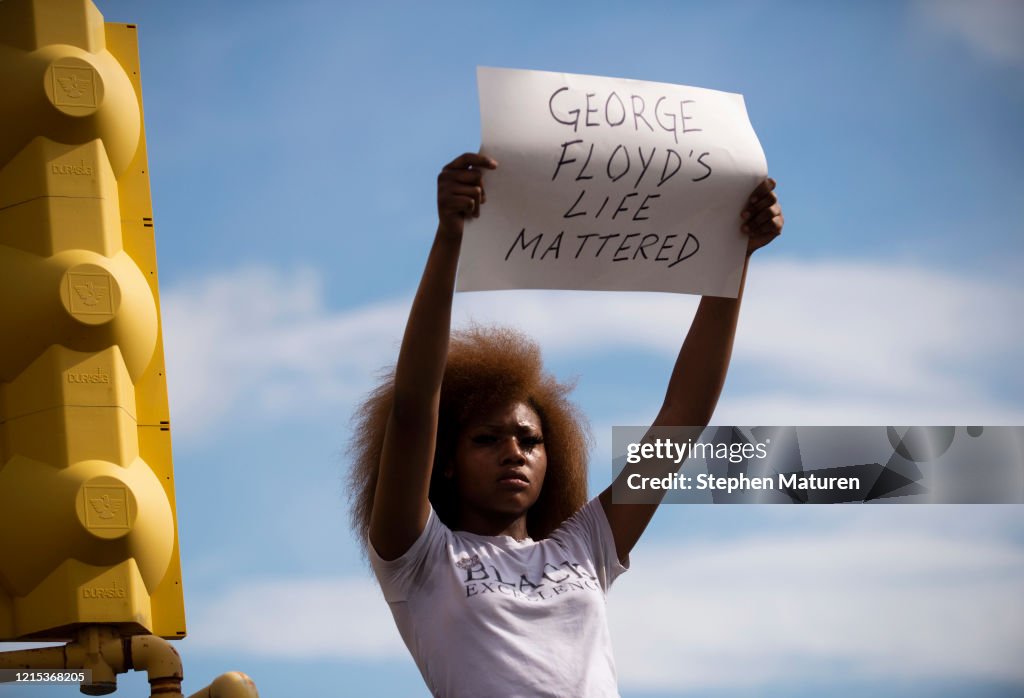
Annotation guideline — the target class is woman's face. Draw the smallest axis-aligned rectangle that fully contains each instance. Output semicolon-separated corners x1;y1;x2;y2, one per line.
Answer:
451;400;548;523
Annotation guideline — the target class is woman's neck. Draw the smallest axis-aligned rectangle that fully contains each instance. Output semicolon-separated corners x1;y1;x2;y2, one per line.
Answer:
454;509;530;540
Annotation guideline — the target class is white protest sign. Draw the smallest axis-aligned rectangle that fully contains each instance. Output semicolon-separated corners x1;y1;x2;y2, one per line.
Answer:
458;66;768;297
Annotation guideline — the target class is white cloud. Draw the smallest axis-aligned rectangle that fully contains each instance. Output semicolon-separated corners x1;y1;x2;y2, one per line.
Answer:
187;577;404;659
161;267;407;438
914;0;1024;67
160;258;1023;438
610;519;1024;690
183;512;1024;691
738;260;1023;402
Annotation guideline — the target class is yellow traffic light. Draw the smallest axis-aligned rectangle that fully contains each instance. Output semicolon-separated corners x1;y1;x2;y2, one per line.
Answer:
0;0;185;641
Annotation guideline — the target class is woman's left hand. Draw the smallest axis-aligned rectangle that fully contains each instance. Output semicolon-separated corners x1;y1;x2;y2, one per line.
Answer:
741;177;783;256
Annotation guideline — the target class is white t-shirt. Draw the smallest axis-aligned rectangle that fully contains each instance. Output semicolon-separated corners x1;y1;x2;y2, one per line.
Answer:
369;498;629;697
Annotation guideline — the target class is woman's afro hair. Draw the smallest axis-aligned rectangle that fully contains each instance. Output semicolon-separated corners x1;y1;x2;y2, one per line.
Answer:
348;325;591;555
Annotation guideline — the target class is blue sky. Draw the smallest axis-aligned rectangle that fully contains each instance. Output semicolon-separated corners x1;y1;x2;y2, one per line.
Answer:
7;1;1024;696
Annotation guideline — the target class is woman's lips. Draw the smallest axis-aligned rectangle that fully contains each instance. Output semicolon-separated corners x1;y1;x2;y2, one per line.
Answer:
497;474;530;489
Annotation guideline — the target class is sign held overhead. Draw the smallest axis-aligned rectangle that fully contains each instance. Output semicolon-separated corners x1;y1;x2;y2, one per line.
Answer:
459;67;768;297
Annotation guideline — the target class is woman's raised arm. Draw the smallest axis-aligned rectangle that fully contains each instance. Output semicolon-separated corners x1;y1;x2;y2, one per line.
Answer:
599;178;783;561
369;153;496;560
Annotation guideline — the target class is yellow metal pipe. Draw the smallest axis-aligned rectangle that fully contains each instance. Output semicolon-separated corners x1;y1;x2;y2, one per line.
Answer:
186;671;260;698
126;632;184;698
0;625;199;696
0;643;66;670
0;624;125;695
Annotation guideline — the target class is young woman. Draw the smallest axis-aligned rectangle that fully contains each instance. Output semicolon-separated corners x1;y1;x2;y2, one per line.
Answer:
349;153;783;697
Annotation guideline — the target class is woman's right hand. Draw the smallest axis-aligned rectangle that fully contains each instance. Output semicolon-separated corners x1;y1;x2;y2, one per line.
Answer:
371;152;497;561
437;152;497;238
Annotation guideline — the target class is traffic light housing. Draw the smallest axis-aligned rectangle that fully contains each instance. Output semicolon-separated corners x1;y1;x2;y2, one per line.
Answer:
0;0;185;641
